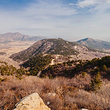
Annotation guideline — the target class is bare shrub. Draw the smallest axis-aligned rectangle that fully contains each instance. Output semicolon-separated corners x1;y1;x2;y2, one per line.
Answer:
0;75;110;110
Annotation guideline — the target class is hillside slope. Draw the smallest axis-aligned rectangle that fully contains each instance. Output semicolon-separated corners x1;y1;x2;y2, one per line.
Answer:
40;56;110;80
77;38;110;52
0;32;45;43
10;38;109;61
10;38;79;61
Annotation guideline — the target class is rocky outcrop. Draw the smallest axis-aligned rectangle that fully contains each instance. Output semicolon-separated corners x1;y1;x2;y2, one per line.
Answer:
13;93;50;110
79;108;88;110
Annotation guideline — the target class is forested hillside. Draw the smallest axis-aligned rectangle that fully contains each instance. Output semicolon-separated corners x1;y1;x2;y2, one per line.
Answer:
22;54;52;75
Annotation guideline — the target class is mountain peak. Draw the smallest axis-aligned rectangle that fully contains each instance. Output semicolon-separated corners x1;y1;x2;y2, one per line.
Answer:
78;38;93;42
14;32;22;35
77;37;110;51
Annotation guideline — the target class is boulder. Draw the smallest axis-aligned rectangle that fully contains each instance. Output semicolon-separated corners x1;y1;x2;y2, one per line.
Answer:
13;93;50;110
79;108;88;110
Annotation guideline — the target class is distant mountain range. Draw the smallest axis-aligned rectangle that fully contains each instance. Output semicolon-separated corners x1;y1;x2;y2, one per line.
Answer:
1;32;110;52
0;32;45;43
0;32;110;60
77;38;110;52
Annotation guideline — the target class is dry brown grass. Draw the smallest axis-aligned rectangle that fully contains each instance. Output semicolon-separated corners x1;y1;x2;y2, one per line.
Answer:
0;75;110;110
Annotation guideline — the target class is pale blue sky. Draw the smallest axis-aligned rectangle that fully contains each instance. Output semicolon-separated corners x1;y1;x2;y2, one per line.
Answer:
0;0;110;41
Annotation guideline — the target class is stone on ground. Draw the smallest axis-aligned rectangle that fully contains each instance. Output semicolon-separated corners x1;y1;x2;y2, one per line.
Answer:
13;93;50;110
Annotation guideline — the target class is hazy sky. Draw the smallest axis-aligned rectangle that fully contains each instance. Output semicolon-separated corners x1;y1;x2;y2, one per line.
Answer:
0;0;110;41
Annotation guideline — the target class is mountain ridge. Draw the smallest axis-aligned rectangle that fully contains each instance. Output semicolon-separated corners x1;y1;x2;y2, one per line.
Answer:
10;38;109;61
10;38;79;61
0;32;45;43
77;37;110;51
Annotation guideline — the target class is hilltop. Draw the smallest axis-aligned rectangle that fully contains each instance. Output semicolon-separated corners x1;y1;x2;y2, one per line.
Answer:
10;38;79;61
77;37;110;52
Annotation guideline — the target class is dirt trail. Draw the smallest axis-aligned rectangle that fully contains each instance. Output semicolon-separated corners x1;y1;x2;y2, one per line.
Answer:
37;59;55;77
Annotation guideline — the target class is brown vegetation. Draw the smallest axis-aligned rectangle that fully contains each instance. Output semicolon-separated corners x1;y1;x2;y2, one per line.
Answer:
0;75;110;110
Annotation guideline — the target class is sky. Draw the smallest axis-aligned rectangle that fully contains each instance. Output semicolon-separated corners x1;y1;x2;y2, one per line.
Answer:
0;0;110;41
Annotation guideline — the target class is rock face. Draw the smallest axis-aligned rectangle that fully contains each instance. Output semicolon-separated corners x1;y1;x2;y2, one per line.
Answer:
13;93;50;110
79;108;88;110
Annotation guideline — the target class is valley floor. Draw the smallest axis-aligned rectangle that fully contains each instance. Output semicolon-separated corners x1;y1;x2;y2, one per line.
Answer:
0;41;34;69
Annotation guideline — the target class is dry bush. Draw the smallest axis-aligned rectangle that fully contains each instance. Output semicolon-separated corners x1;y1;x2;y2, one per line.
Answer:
42;94;63;110
0;76;45;110
0;75;110;110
